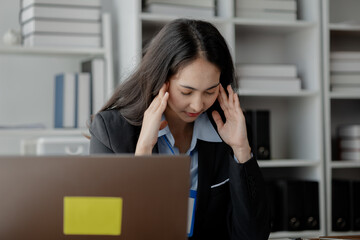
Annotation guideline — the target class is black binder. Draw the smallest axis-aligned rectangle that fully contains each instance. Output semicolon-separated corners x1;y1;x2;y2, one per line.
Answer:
302;181;320;230
276;180;303;231
266;181;282;232
244;110;270;160
332;179;351;231
351;180;360;230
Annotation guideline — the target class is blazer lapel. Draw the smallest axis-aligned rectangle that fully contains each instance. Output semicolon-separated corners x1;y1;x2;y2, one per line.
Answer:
152;143;159;154
195;140;217;229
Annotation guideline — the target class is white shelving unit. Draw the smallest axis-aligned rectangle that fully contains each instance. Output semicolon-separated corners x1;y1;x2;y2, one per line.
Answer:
116;0;325;238
0;13;114;155
322;0;360;236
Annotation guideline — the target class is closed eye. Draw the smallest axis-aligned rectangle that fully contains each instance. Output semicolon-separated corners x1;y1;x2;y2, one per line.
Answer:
181;91;192;96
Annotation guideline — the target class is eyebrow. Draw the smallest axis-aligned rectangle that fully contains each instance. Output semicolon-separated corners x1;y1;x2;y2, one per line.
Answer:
179;82;220;91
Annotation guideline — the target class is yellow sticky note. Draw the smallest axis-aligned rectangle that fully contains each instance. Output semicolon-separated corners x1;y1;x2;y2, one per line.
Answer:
63;197;123;236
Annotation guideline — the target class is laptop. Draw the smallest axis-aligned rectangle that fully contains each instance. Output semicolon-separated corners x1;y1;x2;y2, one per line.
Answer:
0;155;190;240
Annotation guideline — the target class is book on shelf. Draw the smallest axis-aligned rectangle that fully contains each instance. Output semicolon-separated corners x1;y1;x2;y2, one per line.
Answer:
81;58;105;114
238;77;301;91
22;0;101;9
340;138;360;150
340;150;360;161
236;64;297;78
21;5;101;23
331;51;360;61
338;125;360;138
145;0;215;8
235;0;297;11
23;33;101;48
22;19;101;36
235;9;296;21
144;3;215;17
77;73;91;129
330;74;360;85
330;61;360;73
54;73;91;129
54;73;76;128
331;84;360;92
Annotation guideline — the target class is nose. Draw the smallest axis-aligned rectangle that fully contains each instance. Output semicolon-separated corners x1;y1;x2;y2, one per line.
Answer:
189;94;204;112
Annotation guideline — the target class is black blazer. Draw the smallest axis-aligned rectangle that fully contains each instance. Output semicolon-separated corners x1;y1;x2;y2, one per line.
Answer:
90;109;270;240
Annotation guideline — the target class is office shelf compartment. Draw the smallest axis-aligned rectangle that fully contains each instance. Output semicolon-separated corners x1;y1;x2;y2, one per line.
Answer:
240;96;322;161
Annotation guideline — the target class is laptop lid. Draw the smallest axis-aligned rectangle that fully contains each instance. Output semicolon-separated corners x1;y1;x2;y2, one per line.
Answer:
0;155;190;240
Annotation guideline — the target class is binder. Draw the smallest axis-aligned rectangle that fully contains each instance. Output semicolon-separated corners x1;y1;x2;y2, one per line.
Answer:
256;110;270;159
332;179;351;231
244;110;271;160
266;181;283;232
276;180;303;231
351;180;360;230
302;181;320;230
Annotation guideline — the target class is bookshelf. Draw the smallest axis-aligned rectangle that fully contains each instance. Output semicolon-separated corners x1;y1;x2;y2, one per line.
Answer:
322;0;360;236
0;13;114;155
116;0;325;238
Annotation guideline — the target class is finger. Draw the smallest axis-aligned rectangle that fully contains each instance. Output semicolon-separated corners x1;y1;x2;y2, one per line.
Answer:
158;84;167;96
157;92;169;113
234;93;241;111
227;85;234;108
212;111;224;130
218;84;229;110
149;85;168;111
219;84;227;101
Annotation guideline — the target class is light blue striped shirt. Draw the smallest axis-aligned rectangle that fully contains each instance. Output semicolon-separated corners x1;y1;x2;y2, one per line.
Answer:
157;113;222;190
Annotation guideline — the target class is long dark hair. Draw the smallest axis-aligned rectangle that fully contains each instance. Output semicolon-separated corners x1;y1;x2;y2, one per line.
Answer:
100;18;235;126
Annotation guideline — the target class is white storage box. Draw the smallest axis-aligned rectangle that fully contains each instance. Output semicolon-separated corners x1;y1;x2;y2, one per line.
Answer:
21;136;90;156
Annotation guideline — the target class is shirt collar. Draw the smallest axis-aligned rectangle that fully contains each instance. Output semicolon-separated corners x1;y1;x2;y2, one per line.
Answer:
158;113;222;148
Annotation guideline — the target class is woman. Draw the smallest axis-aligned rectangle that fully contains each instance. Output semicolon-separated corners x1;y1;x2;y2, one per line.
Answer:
90;18;270;240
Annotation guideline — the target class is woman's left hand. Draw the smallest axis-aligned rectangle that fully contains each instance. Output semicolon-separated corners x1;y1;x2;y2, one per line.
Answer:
212;84;251;163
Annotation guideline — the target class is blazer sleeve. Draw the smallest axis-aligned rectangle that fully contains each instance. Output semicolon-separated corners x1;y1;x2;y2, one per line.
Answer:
229;156;270;240
89;112;114;154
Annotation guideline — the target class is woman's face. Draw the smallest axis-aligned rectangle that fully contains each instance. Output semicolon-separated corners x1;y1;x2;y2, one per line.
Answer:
165;57;221;123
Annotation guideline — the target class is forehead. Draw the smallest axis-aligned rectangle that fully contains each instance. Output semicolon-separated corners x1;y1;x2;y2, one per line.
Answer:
171;57;220;87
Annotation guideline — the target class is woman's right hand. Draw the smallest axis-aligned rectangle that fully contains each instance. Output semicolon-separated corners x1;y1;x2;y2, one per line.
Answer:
135;83;169;155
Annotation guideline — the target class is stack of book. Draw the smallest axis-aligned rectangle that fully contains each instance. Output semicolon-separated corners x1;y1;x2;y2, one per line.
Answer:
337;124;360;161
20;0;102;48
235;0;297;21
330;52;360;93
236;64;301;91
54;72;91;129
143;0;216;18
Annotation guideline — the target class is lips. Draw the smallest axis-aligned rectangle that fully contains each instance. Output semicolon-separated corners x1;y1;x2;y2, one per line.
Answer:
186;112;201;118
